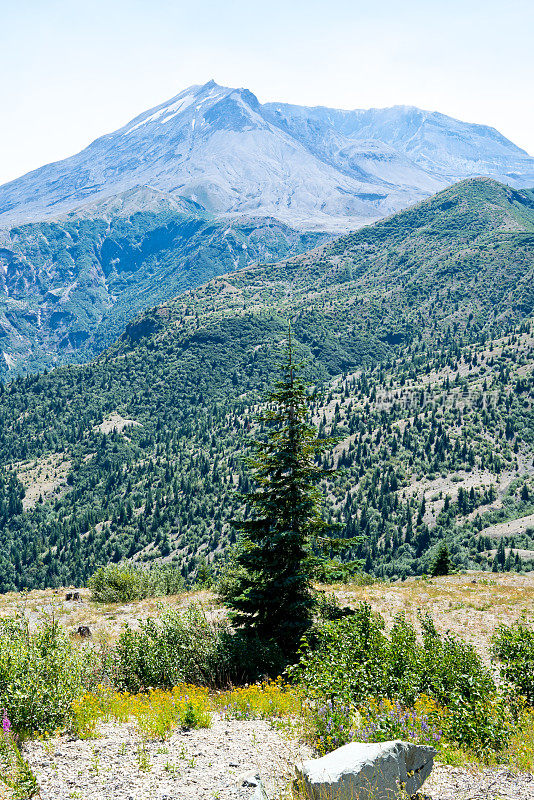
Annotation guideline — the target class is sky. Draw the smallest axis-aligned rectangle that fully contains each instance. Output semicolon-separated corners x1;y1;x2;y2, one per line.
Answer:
0;0;533;186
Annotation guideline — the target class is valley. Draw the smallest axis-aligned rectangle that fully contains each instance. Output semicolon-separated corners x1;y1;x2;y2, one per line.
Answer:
0;207;323;375
0;177;532;592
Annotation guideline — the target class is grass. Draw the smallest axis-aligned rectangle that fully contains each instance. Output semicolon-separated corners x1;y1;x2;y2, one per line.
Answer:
4;573;533;659
0;586;215;644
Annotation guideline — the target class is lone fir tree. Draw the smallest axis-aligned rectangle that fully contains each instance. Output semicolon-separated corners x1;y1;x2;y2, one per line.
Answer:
220;333;332;651
430;542;451;577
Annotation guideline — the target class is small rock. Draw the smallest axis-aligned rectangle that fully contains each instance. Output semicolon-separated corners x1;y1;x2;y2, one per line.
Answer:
252;776;269;800
239;770;260;787
77;625;91;638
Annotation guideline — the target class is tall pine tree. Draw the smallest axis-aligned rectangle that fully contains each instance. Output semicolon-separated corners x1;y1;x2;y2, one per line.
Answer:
220;331;332;651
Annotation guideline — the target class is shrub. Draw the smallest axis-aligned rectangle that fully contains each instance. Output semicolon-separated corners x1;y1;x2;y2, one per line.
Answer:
506;706;534;771
88;563;184;603
293;604;495;709
0;713;40;799
292;603;390;706
492;619;534;703
0;617;90;737
443;694;514;756
292;603;504;755
112;604;284;692
414;615;495;708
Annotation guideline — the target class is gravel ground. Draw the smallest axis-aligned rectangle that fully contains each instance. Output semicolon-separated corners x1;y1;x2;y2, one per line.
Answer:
23;717;310;800
22;718;534;800
424;764;534;799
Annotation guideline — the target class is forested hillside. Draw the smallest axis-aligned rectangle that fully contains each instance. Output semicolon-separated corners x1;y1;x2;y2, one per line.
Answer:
0;177;532;591
0;202;324;375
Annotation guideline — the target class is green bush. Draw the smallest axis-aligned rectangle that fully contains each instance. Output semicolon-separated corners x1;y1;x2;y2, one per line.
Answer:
292;602;505;754
88;563;184;603
443;694;514;755
294;604;494;708
293;603;390;705
112;604;284;692
411;614;495;708
492;619;534;703
0;617;89;737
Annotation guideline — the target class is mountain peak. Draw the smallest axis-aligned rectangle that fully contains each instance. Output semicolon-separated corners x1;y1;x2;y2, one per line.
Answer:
0;82;532;231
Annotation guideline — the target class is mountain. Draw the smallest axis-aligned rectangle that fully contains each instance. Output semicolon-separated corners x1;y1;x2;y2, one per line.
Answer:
0;178;532;591
0;200;324;375
0;81;533;233
265;103;534;186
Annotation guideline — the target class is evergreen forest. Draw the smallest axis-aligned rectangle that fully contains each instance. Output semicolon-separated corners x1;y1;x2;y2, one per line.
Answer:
0;177;532;591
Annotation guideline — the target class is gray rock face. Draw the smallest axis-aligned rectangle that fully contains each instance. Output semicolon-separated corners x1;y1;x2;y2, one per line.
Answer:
295;740;436;800
265;102;534;190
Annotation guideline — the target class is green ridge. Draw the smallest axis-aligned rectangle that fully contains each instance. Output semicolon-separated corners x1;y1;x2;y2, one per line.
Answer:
0;178;532;590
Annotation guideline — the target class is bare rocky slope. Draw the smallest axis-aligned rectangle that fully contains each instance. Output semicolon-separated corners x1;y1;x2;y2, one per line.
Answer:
0;81;533;233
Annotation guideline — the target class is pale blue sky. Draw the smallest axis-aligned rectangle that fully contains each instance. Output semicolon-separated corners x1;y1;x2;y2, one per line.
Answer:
0;0;532;185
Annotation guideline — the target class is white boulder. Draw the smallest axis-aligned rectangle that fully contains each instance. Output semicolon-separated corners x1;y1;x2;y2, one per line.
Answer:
295;739;436;799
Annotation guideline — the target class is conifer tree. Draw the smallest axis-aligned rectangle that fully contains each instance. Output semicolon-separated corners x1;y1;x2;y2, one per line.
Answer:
431;542;451;577
220;332;331;651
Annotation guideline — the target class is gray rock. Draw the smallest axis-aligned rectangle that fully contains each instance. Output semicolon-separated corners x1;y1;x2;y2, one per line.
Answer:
251;776;269;800
239;770;261;787
295;739;436;800
238;771;269;799
253;787;268;799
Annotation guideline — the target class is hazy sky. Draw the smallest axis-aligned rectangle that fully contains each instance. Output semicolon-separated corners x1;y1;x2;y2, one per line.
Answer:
0;0;532;185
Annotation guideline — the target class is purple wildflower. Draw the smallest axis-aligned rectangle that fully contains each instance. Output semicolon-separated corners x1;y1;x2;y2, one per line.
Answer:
2;710;11;734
